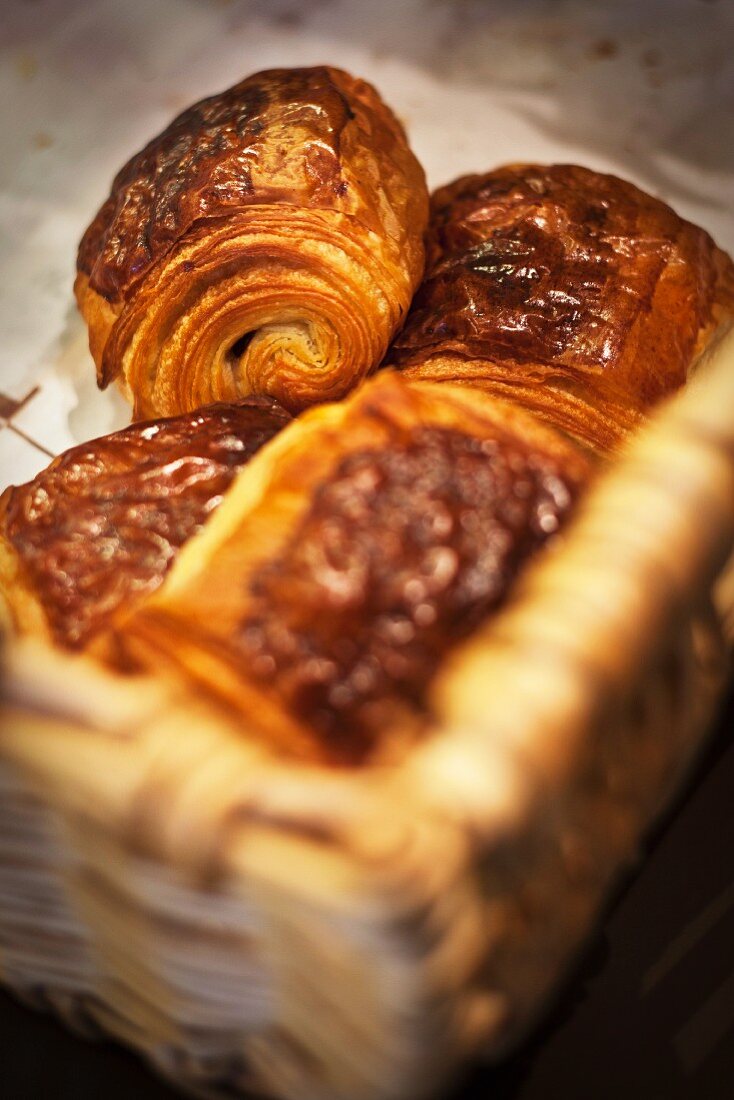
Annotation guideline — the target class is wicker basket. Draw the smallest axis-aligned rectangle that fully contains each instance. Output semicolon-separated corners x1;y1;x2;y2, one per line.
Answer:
2;327;734;1100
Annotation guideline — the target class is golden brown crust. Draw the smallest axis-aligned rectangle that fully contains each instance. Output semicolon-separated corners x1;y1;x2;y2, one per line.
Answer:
76;66;428;416
387;164;734;452
114;373;591;764
0;400;290;649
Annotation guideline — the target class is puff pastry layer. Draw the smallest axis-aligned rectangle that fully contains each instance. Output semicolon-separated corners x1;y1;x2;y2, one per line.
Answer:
388;164;734;452
0;400;289;648
76;66;428;417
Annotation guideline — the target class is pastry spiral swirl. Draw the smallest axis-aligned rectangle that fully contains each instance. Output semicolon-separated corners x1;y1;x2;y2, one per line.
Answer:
76;66;428;417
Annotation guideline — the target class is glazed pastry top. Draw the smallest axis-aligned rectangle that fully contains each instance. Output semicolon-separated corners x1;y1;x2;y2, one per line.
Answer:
115;374;591;763
388;164;734;450
1;399;289;648
238;414;587;760
77;65;427;306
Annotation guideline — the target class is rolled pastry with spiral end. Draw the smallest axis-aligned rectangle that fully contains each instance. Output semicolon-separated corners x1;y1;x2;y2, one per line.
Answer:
387;164;734;453
75;66;429;418
0;399;290;649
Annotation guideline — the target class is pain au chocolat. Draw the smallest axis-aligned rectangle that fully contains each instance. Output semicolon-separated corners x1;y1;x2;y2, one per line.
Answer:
75;66;428;418
387;164;734;453
0;400;290;649
111;374;592;764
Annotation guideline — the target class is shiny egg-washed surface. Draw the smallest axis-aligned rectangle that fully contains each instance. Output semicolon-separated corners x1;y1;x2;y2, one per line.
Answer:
77;66;422;304
1;400;290;648
389;164;734;451
75;66;428;418
237;422;585;762
113;375;591;764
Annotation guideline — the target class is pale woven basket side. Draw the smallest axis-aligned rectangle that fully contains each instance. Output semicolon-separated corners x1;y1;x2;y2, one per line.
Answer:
1;327;734;1100
0;684;475;1100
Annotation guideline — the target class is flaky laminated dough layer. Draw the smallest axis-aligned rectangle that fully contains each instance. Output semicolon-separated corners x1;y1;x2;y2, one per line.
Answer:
76;66;429;417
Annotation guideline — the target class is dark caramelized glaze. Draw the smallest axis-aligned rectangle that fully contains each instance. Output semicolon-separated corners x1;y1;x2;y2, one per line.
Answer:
78;66;411;304
389;165;730;449
3;400;290;648
237;423;584;762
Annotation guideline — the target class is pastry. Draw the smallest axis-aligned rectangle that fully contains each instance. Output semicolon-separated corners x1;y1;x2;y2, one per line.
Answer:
113;373;592;763
0;399;290;649
387;164;734;452
75;66;429;418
